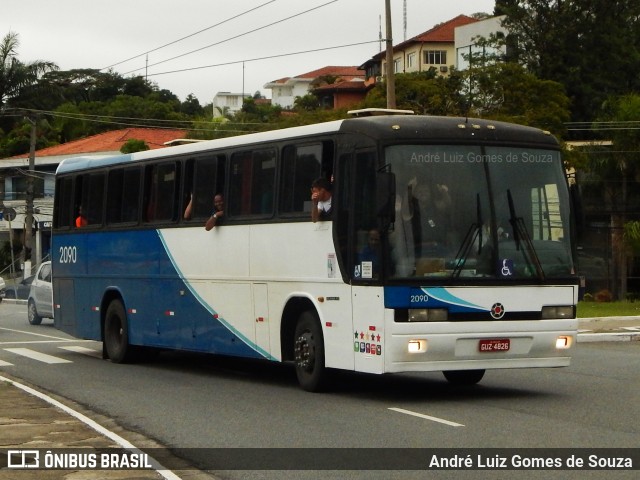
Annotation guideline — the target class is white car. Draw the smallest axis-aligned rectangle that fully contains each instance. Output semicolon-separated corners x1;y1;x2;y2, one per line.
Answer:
27;261;54;325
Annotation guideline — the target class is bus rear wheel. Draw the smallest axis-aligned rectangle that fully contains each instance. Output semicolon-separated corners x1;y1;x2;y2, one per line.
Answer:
104;300;132;363
443;369;485;385
293;311;326;392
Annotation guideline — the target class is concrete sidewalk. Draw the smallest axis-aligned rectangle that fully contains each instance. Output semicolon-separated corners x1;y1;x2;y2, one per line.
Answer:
1;317;638;479
0;375;217;480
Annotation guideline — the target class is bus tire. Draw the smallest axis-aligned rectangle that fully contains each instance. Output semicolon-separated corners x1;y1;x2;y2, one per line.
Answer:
28;300;43;325
104;300;132;363
294;311;326;392
443;369;485;385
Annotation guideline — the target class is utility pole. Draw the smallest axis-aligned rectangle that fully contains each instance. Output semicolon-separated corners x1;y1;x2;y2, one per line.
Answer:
24;116;36;275
385;0;396;109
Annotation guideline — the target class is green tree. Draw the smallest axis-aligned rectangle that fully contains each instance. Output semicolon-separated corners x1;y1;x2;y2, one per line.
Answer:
496;0;640;123
180;93;204;116
293;94;320;112
589;95;640;298
0;32;58;111
120;138;149;153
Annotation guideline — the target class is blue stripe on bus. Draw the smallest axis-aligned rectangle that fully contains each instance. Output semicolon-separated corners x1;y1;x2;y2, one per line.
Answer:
384;286;485;313
157;230;275;360
54;229;268;360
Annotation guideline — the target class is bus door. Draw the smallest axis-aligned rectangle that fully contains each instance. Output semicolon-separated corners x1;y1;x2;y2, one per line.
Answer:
252;283;271;354
352;286;385;374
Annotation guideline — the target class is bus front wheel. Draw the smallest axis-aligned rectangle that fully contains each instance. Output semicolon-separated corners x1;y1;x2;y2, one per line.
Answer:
294;311;326;392
443;369;485;385
104;300;132;363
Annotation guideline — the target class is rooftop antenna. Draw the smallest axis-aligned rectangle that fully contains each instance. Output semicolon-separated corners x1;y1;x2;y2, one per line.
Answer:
403;0;407;41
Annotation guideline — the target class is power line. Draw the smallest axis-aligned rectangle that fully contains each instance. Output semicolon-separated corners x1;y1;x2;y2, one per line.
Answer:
101;0;277;71
144;40;379;77
19;108;269;127
121;0;340;76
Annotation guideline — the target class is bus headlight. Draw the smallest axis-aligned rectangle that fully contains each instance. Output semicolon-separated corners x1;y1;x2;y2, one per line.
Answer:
541;306;575;319
556;336;573;349
408;339;427;353
408;308;448;322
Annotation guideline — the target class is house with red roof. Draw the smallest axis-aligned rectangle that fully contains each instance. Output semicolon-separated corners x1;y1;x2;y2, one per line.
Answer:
360;14;480;82
264;66;366;109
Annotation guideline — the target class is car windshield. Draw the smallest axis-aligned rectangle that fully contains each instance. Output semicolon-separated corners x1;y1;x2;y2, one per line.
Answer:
381;144;574;280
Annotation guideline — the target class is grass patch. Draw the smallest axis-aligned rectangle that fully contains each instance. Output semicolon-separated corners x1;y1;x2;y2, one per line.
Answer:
577;301;640;318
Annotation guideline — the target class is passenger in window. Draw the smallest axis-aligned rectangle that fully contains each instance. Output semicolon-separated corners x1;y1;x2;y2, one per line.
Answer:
358;229;381;274
405;177;452;256
205;194;225;231
310;177;332;222
183;194;194;220
75;206;88;227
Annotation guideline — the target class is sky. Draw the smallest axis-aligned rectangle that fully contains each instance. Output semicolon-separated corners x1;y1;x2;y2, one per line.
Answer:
4;0;495;104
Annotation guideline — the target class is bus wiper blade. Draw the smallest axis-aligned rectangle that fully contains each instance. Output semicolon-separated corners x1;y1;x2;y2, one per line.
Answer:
452;194;482;278
507;189;545;280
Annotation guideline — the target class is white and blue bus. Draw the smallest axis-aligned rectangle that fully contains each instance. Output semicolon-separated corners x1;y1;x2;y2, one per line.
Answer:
52;114;578;391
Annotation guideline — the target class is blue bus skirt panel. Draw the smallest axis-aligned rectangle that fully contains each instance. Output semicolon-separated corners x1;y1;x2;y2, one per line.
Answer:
53;229;269;360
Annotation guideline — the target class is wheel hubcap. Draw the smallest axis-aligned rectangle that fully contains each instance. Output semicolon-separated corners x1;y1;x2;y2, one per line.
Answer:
294;331;315;372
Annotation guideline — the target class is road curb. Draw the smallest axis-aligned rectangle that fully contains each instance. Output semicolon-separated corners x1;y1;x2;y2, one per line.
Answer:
577;331;640;343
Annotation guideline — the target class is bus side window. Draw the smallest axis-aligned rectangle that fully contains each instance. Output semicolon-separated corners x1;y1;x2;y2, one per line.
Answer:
279;143;323;214
107;167;141;225
229;149;275;217
74;173;105;227
184;155;226;220
144;162;179;223
54;177;74;229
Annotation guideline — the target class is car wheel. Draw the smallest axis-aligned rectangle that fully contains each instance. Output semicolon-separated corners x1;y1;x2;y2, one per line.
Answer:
28;300;43;325
104;299;134;363
293;311;327;392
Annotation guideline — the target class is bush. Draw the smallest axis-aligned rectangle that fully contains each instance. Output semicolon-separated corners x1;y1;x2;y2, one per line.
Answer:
594;289;613;303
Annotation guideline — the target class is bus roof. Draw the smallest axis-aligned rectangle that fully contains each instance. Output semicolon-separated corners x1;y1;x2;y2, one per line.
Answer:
56;115;558;175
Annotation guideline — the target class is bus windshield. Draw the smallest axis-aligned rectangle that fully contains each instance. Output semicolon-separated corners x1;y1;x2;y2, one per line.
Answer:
377;145;574;281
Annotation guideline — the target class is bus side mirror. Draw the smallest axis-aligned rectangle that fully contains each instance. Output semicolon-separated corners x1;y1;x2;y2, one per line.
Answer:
376;172;396;230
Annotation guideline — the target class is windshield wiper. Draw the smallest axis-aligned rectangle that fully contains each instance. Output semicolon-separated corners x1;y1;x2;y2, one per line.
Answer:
507;189;545;280
452;194;482;278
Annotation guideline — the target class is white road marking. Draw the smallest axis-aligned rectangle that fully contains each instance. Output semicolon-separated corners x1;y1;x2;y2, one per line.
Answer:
0;359;13;367
59;346;102;358
0;326;74;341
4;348;72;364
388;407;465;427
0;374;182;480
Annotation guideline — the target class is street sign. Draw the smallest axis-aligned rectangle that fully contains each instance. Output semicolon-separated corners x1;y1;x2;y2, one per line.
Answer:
2;207;16;222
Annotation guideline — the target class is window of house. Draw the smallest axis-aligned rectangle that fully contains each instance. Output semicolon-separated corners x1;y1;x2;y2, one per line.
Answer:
394;58;402;73
407;52;416;69
424;50;447;65
6;175;44;200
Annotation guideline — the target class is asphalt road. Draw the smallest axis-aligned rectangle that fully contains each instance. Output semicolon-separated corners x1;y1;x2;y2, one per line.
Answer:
1;302;639;480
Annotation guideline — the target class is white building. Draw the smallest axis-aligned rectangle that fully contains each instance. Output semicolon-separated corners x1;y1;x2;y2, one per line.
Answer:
455;15;508;70
212;92;246;117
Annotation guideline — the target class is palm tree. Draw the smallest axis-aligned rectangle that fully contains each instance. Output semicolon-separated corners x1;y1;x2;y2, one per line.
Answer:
0;31;58;111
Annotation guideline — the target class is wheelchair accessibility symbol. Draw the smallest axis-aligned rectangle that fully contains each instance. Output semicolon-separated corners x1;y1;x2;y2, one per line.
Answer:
500;259;514;277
